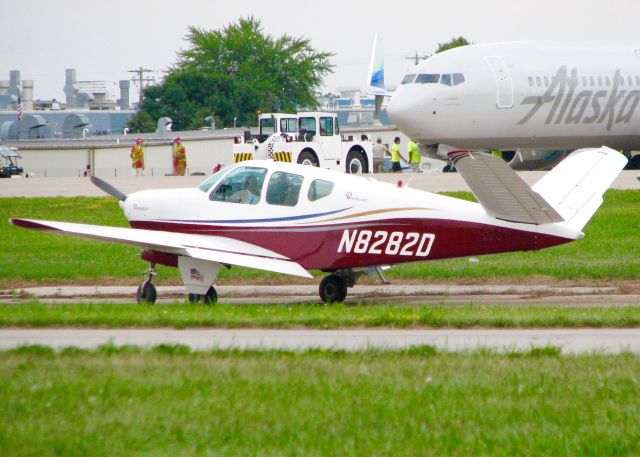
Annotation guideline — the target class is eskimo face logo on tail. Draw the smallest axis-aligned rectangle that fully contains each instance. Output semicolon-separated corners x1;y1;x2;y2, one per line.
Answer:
518;66;640;130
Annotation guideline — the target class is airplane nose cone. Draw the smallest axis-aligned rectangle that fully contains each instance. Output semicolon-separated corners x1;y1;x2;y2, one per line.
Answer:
387;89;426;139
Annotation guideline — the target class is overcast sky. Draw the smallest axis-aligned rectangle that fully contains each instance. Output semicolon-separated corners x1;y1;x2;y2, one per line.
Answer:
2;0;639;101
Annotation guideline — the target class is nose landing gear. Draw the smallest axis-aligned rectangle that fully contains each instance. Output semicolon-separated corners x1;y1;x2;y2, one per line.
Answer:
136;263;158;304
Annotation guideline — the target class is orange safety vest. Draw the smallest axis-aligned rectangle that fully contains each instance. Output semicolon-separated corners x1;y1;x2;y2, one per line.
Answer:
173;144;186;167
130;145;144;169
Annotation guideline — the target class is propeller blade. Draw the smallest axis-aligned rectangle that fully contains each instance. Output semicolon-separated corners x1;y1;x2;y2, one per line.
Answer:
90;176;127;201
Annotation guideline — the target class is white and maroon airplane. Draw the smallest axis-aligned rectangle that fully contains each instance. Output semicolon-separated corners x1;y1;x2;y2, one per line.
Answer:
371;39;640;169
10;147;626;304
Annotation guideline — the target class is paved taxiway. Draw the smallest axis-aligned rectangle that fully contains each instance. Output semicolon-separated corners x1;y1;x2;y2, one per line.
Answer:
3;283;638;306
2;328;639;353
1;170;639;197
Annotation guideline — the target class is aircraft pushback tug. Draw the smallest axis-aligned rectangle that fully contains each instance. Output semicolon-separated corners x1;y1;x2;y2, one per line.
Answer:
10;147;626;304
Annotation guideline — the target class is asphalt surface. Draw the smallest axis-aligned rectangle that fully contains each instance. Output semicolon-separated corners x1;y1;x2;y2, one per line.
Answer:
3;283;638;306
1;170;639;197
2;328;639;353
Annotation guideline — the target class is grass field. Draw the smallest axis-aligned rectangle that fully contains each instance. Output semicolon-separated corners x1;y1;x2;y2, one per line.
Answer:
1;346;639;456
1;190;639;287
3;303;640;328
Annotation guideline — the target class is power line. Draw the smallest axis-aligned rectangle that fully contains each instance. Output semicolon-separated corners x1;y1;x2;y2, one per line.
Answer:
405;51;429;66
128;67;155;106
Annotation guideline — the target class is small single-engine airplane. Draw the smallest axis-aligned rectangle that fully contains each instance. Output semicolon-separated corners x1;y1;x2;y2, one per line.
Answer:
10;146;626;304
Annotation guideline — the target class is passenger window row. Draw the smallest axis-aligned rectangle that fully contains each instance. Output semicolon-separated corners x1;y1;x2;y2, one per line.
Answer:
401;73;466;86
527;74;640;88
208;166;334;207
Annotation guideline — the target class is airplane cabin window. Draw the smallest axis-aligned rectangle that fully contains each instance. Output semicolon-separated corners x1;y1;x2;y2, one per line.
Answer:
198;168;227;192
536;76;542;87
452;73;465;85
266;171;303;207
528;77;534;87
440;74;452;86
598;76;603;86
543;76;549;86
401;74;417;84
319;117;334;136
209;166;267;205
416;74;440;84
280;118;297;133
590;76;595;86
307;179;334;201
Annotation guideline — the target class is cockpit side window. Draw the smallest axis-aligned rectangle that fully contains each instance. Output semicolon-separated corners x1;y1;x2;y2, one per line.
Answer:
401;74;417;85
415;74;440;84
209;166;267;205
452;73;465;86
266;171;304;207
307;179;334;201
198;168;227;192
440;74;452;86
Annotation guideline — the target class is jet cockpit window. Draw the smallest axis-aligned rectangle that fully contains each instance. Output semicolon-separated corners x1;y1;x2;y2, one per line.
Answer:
209;166;267;205
415;74;440;84
280;118;297;133
452;73;465;85
260;118;276;135
440;74;452;86
266;171;303;207
307;179;334;201
401;74;416;84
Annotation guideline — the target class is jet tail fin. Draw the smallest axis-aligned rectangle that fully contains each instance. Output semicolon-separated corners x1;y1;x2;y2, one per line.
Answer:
366;32;393;113
449;151;564;225
531;146;627;232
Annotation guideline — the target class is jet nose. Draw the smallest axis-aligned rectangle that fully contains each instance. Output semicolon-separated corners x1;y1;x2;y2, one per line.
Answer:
387;89;426;139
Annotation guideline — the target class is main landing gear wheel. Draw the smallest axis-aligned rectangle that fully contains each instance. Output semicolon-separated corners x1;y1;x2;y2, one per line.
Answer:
136;280;157;304
319;274;348;304
188;286;218;305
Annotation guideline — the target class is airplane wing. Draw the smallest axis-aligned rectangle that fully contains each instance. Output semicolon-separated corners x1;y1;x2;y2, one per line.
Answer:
9;218;312;278
448;151;564;225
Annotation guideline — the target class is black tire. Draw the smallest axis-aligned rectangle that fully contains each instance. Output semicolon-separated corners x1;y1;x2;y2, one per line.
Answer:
345;150;368;174
319;274;348;304
188;286;218;305
625;154;640;170
297;150;319;167
136;280;157;304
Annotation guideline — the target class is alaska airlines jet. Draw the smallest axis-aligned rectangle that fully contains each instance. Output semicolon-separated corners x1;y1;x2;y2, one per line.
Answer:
375;41;640;169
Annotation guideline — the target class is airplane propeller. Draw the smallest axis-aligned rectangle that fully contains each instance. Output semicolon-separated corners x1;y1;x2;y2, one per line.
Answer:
90;176;128;201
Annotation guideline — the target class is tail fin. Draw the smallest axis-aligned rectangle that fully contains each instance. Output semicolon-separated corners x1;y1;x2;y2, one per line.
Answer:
366;32;392;114
531;146;627;231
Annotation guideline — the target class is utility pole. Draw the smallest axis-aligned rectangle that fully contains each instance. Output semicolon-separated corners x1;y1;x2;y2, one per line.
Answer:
128;67;155;107
405;52;429;66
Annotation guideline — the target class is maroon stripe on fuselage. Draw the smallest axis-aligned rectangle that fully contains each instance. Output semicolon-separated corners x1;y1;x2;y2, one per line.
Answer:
129;219;572;270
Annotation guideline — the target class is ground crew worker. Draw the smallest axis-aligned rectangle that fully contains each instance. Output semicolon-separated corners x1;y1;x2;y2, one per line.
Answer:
407;139;421;172
130;138;145;176
390;137;407;173
172;137;187;176
372;138;389;173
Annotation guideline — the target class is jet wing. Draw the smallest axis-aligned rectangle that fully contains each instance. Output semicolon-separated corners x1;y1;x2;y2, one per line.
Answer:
9;218;312;278
448;151;564;225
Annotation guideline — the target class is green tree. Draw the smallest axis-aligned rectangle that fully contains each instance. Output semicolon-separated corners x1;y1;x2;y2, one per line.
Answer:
128;17;333;132
435;36;471;54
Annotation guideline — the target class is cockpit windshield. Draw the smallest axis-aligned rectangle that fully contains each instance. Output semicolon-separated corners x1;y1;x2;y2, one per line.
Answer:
415;74;440;84
198;168;227;192
412;73;466;86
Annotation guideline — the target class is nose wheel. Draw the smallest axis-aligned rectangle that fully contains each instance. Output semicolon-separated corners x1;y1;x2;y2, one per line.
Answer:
319;274;348;304
188;286;218;305
136;263;158;304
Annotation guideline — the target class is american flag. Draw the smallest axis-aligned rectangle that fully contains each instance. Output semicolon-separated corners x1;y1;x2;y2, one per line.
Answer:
16;92;23;121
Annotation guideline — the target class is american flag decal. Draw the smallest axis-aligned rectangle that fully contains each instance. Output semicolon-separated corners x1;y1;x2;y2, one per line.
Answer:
190;268;203;282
